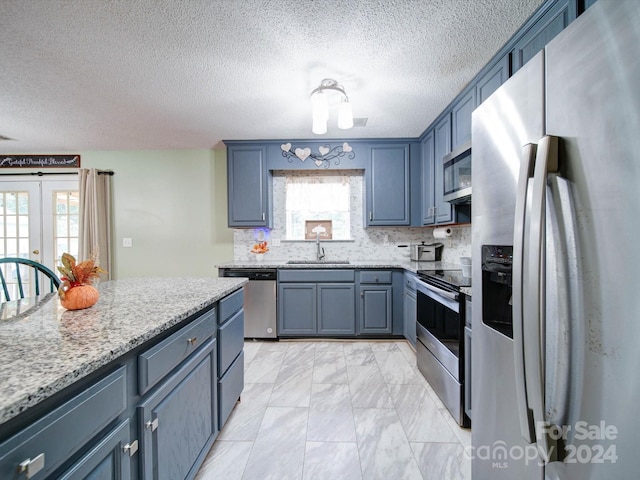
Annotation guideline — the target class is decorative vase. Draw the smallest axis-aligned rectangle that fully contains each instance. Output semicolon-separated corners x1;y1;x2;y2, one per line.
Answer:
60;285;100;310
255;253;264;262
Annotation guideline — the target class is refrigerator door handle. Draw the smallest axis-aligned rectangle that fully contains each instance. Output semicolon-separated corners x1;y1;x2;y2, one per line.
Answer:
512;143;537;444
526;135;559;462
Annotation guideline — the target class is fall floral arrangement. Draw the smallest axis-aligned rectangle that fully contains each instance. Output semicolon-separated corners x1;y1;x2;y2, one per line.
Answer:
250;241;269;254
57;252;107;310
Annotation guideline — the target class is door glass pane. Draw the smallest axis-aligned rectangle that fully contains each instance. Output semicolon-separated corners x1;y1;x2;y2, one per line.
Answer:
52;191;79;264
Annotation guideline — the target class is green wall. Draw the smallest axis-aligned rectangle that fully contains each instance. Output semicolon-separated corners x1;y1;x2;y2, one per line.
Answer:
81;149;233;278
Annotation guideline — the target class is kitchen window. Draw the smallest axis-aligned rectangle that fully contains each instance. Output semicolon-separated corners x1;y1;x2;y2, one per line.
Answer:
285;173;351;240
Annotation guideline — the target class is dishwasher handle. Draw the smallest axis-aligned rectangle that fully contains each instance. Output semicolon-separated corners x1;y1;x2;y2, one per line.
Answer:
222;269;277;281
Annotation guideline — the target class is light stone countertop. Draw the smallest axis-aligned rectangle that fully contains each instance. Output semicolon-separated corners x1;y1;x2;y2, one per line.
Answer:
0;277;247;425
216;259;462;274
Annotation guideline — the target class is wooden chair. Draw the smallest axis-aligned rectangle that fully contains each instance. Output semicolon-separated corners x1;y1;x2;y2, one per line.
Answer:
0;257;61;302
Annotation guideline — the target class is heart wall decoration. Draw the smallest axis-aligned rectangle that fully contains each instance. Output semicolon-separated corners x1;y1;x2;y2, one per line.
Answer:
280;142;356;168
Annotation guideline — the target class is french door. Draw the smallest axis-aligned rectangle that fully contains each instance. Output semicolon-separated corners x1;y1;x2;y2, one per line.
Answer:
0;179;79;298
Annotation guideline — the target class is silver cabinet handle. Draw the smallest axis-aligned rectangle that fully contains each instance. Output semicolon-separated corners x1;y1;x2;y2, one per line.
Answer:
145;418;159;431
369;211;373;221
187;337;197;345
123;440;138;456
18;453;45;479
262;212;265;221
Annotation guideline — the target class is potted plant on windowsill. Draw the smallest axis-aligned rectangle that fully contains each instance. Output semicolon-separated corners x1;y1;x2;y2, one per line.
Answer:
57;252;107;310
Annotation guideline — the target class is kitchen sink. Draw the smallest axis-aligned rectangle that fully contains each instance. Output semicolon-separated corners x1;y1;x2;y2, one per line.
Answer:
286;260;350;264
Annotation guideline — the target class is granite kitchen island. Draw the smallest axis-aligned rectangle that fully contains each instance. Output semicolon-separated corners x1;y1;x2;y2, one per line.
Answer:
0;276;247;480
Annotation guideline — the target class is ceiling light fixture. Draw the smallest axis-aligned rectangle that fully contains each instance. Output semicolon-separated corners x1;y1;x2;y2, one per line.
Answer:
310;78;353;135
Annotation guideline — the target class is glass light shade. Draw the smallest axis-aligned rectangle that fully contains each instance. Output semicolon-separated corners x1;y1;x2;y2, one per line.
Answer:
338;99;353;129
312;91;328;134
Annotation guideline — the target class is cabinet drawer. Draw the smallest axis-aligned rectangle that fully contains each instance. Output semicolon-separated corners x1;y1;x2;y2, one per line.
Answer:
138;308;216;395
218;309;244;376
359;271;392;284
279;269;355;282
219;288;244;326
0;367;127;480
218;351;244;427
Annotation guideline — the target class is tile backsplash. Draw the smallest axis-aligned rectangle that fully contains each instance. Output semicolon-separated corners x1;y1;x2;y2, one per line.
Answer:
233;171;471;265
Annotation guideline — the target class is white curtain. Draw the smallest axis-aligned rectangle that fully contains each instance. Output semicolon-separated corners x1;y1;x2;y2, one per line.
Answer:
78;168;112;280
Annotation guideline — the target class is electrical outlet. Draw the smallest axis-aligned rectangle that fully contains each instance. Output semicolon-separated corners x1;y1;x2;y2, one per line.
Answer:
272;238;281;247
123;237;133;247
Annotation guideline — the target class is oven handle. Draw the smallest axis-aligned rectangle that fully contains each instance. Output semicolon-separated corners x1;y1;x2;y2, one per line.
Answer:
416;278;458;302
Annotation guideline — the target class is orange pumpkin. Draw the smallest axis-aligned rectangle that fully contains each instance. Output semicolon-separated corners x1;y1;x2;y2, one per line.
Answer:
60;285;100;310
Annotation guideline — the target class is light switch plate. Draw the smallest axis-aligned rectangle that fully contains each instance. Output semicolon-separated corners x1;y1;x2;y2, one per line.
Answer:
123;237;133;247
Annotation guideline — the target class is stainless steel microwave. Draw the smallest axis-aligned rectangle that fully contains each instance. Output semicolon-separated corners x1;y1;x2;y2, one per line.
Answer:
443;140;472;204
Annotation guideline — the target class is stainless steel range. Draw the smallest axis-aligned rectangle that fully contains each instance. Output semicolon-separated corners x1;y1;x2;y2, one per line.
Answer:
415;269;470;427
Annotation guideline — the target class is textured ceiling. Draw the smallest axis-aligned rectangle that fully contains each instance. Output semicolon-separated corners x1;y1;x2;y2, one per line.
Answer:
1;0;544;152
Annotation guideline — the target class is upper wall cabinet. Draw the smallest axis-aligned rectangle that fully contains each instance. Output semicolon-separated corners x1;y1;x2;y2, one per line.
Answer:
511;0;577;73
421;131;436;225
366;144;411;226
433;115;453;224
451;89;477;150
227;144;272;228
476;54;510;105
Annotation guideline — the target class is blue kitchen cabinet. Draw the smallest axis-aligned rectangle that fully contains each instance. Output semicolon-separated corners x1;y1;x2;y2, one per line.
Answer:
0;367;128;480
218;289;244;427
278;270;356;336
366;144;410;226
511;0;577;73
433;115;454;224
58;419;132;480
226;144;271;228
451;88;477;150
475;54;510;105
421;131;436;225
318;284;357;335
278;283;317;335
138;339;218;480
358;271;393;335
403;272;417;346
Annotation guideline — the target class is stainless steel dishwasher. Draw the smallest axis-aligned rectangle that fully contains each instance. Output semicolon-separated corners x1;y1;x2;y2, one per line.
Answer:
222;269;277;339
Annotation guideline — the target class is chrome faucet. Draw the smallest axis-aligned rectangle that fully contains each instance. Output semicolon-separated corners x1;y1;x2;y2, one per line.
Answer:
316;232;325;261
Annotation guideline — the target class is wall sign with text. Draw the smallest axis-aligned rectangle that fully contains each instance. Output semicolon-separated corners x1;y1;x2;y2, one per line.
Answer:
0;155;81;168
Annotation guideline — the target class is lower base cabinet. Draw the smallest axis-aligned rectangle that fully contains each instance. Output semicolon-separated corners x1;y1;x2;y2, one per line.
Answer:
138;339;217;480
278;270;356;337
0;288;245;480
358;270;393;335
59;420;132;480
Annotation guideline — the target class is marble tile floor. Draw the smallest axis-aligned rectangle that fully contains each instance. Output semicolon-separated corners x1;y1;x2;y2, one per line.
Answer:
196;339;471;480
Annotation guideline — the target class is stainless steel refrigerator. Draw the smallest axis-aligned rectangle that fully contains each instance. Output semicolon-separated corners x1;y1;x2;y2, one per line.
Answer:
471;0;640;478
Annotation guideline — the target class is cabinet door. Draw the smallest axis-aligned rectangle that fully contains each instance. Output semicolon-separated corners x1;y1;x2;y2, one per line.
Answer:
403;289;417;347
227;145;270;227
278;283;317;335
476;54;510;105
366;144;410;226
421;131;436;225
139;340;217;480
511;0;576;73
317;283;356;335
451;89;477;150
59;420;131;480
359;286;392;335
433;115;453;224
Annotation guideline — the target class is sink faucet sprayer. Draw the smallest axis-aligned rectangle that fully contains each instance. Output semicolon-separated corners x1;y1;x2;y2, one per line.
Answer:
316;232;325;261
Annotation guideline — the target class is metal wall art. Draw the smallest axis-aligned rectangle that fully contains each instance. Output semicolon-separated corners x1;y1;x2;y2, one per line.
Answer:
280;142;354;168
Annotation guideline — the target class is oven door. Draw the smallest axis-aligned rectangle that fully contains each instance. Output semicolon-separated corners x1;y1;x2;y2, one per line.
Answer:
415;278;461;380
